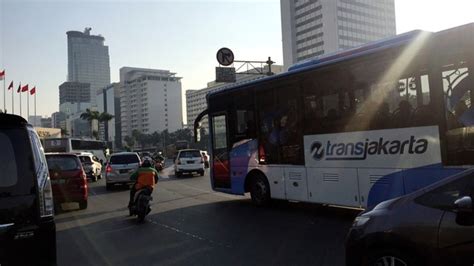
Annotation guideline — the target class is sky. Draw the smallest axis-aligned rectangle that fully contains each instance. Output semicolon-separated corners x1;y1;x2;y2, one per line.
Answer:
0;0;473;119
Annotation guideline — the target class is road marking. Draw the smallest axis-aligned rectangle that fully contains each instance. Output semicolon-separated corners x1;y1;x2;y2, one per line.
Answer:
100;224;136;235
147;218;232;249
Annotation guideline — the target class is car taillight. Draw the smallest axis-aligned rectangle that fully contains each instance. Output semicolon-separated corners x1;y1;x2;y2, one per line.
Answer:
106;165;112;173
39;175;54;217
258;144;266;164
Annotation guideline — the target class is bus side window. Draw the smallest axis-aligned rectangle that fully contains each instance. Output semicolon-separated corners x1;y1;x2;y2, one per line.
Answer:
235;110;256;141
275;85;303;165
443;67;473;129
256;87;279;164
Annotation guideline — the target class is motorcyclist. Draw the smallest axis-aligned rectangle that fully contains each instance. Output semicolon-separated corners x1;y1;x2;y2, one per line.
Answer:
128;159;159;211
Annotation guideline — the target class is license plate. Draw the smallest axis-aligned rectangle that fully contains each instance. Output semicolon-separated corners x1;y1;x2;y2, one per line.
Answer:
51;179;66;184
119;169;130;174
61;202;79;210
187;160;194;164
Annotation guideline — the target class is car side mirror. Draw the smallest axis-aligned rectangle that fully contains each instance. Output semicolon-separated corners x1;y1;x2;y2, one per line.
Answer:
454;196;473;213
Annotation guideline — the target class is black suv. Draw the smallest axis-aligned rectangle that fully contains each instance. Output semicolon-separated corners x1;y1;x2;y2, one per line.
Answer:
0;114;56;265
346;168;474;266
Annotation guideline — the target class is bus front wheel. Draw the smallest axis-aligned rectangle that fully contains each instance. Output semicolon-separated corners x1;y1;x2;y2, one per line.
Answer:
250;174;270;206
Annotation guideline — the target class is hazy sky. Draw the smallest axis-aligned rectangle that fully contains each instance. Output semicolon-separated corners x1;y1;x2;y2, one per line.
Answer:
0;0;473;118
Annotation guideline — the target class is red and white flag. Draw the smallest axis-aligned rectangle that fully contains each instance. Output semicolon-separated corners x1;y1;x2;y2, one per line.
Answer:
0;70;5;80
7;81;13;90
21;84;28;92
30;86;36;95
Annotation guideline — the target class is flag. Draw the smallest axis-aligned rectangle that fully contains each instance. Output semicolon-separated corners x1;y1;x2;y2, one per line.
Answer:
21;84;28;92
0;70;4;80
17;83;21;93
8;81;13;90
30;86;36;95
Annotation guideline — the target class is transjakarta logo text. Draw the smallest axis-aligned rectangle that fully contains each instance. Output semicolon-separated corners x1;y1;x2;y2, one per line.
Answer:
310;136;429;161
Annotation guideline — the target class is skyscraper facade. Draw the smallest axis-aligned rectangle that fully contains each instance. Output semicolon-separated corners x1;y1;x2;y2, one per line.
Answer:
59;82;91;104
67;28;111;105
281;0;396;70
119;67;183;142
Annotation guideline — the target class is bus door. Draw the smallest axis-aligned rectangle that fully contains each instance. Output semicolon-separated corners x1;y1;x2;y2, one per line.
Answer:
211;114;231;189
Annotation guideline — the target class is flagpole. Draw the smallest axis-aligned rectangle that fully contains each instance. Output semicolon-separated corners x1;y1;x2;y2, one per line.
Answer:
11;82;14;114
19;86;22;117
34;89;37;122
27;87;30;121
3;77;5;113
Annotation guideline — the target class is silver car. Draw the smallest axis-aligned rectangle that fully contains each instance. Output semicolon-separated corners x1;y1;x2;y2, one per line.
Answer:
105;152;141;190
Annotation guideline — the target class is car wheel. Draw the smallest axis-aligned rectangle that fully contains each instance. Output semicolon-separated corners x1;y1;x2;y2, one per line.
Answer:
106;183;112;191
175;171;181;177
199;170;205;176
79;200;88;210
365;249;416;266
250;174;271;206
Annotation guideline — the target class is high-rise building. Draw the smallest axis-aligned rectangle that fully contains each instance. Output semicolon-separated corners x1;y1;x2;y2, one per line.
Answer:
67;28;111;105
186;65;283;131
28;115;42;127
40;117;52;128
281;0;396;70
120;67;183;142
59;82;91;104
97;83;121;148
51;112;67;129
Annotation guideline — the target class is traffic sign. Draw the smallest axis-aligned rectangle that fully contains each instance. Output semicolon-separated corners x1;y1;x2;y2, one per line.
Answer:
216;47;234;66
215;67;236;83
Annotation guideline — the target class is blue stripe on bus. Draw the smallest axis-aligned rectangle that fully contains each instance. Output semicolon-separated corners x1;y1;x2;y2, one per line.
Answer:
229;139;258;195
366;164;466;209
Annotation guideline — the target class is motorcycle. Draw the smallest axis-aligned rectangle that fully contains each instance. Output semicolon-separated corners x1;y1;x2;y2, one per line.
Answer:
129;187;153;222
154;160;164;171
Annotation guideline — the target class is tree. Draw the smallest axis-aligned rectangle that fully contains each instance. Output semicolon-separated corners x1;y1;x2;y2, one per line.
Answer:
132;129;148;150
98;112;114;141
60;128;69;137
124;136;135;149
80;109;100;139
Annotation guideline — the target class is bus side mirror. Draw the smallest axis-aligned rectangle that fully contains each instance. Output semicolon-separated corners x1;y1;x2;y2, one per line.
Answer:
196;128;201;142
454;196;474;226
454;196;473;213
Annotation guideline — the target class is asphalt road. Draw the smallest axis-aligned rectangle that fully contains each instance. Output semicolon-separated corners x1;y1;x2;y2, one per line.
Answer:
55;163;358;266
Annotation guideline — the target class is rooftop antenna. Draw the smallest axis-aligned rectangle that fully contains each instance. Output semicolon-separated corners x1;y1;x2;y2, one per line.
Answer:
84;27;92;35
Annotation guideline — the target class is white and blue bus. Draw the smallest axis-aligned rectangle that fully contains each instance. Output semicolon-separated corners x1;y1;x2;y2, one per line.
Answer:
194;23;474;209
43;138;110;163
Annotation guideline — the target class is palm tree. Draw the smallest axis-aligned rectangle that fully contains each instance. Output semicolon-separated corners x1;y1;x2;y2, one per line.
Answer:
98;112;114;142
80;109;100;138
124;136;135;150
60;128;69;137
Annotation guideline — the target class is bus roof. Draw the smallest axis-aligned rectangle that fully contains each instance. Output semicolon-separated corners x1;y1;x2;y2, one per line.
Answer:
207;29;428;100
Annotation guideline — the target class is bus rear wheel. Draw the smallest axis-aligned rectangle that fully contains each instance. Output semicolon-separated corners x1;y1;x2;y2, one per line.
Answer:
250;174;270;206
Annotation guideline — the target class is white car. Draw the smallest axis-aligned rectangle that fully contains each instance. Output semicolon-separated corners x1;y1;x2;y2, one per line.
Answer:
105;152;141;190
77;152;103;182
174;149;205;177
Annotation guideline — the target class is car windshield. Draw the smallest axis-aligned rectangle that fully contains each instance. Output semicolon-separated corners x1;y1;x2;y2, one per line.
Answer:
4;1;474;265
109;154;139;164
79;156;92;163
46;156;80;171
179;151;201;158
